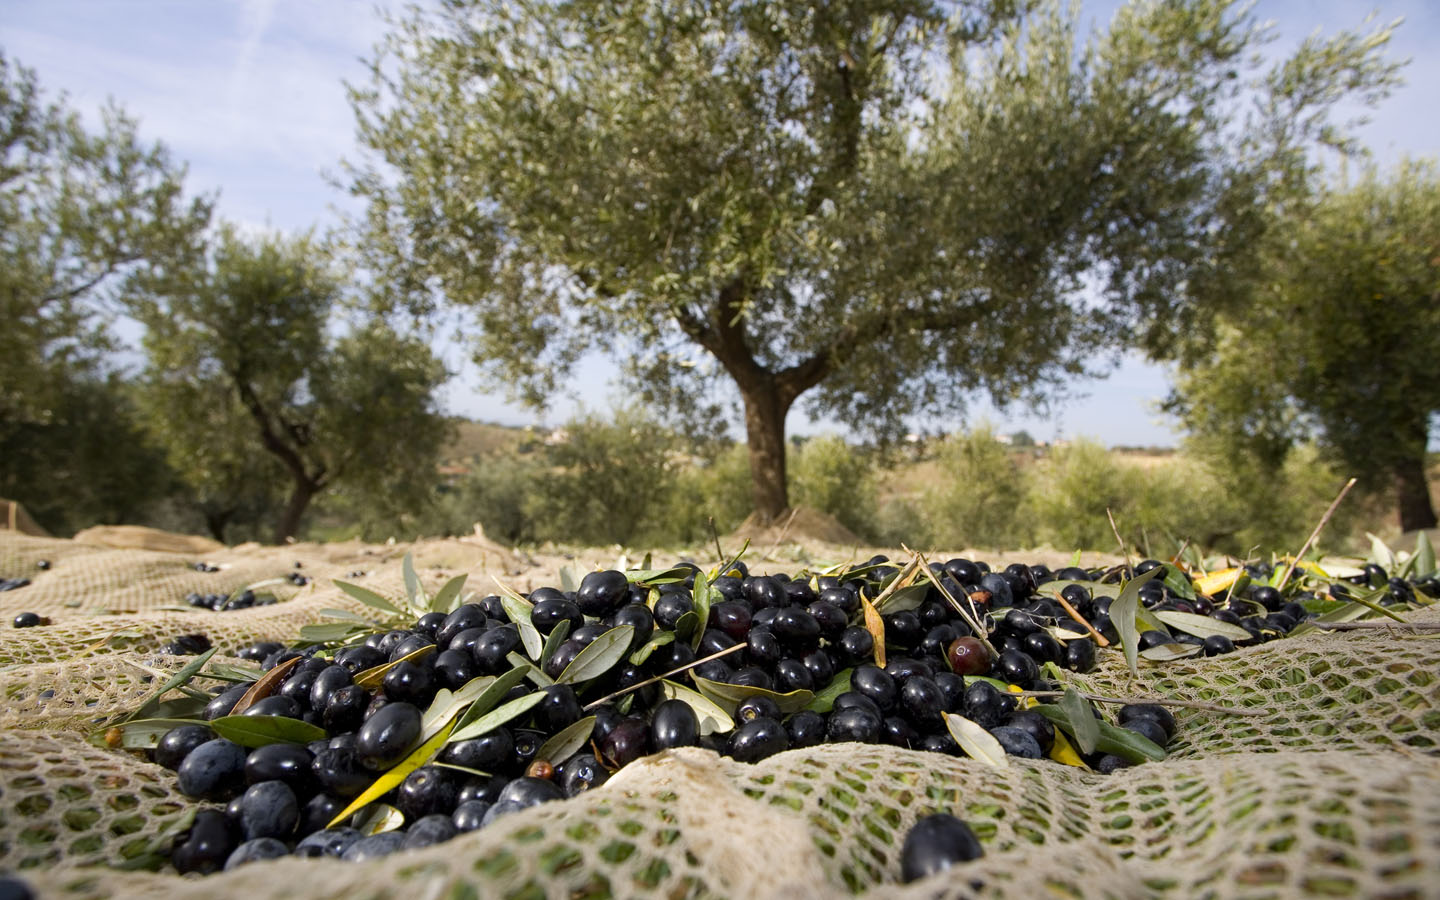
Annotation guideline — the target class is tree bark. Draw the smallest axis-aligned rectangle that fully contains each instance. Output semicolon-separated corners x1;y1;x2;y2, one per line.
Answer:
275;475;318;545
740;378;792;524
1394;453;1437;532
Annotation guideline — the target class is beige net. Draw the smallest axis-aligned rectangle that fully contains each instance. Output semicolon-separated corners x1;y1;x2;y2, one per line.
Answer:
2;531;1438;899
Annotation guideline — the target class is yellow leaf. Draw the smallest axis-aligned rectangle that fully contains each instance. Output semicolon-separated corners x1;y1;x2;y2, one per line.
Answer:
354;642;437;691
1193;567;1240;598
860;594;885;669
328;719;456;829
1048;728;1089;769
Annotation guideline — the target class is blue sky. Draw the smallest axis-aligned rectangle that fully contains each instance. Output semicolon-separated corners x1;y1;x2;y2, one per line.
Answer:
3;0;1436;446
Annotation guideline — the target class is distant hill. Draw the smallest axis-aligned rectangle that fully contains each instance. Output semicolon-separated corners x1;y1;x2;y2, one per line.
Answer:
440;419;533;464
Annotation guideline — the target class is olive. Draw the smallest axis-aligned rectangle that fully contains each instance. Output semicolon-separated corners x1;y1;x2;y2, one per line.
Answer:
535;684;583;732
224;837;289;869
745;575;787;609
472;626;522;673
437;604;487;647
826;706;882;743
1064;637;1097;672
355;701;422;770
397;765;459;819
452;800;491;832
900;676;946;724
237;780;298;841
990;726;1043;759
837;626;875;665
882;716;921;748
650;699;700;750
600;717;651;767
171;809;236;875
883;610;924;648
1202;635;1236;656
341;832;406;861
557;753;610;797
153;725;215;771
176;739;248;799
441;728;514;772
297;793;348;837
946;637;992;676
962;682;1011;729
1122;716;1169;749
482;776;564;824
576;569;631;617
900;813;984;883
404;814;458;849
530;596;582;634
1004;710;1055;754
204;684;252;720
311;746;371;797
434;648;480;689
727;716;788;763
775;658;814;691
851;665;898;712
995;649;1039;688
308;664;353;712
786;710;826;748
1117;703;1176;740
294;826;361;859
611;603;655;650
323;684;368;734
245;743;315;794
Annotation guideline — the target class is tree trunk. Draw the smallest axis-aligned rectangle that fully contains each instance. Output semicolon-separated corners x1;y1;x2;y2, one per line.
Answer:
1395;453;1437;532
740;380;792;523
275;476;318;545
203;508;234;544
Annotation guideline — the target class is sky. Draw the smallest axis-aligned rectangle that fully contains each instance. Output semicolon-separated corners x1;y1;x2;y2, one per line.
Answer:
3;0;1437;447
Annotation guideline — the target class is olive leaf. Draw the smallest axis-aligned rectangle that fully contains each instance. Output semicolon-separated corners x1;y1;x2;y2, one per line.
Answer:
124;647;219;723
1151;611;1253;641
559;565;579;595
319;608;372;624
354;642;436;691
91;717;207;750
230;656;302;716
536;716;596;764
420;675;495;743
494;579;543;661
1368;532;1397;573
211;714;327;748
689;569;713;651
452;666;532;734
875;583;929;614
559;625;634;685
712;539;751;581
402;551;426;611
541;619;572;666
506;652;554;687
943;713;1010;768
447;692;546;744
1059;689;1098;755
629;630;675;666
1414;531;1436;579
1110;567;1163;678
431;573;470;615
659;680;735;734
691;675;814;715
1031;704;1166;763
1140;643;1204;661
203;663;263;683
1047;727;1090;769
1160;565;1196;601
860;594;886;669
299;623;367;643
354;804;405;836
333;580;403;616
672;610;701;644
330;720;457;828
626;566;692;587
805;668;853;714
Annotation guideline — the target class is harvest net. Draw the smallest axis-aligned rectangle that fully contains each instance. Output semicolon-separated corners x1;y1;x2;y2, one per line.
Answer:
2;531;1438;899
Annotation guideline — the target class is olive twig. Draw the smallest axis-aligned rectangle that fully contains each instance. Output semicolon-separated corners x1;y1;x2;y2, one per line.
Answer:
1106;507;1133;572
1016;690;1268;717
582;642;747;711
1276;476;1357;591
1050;592;1111;648
906;547;998;659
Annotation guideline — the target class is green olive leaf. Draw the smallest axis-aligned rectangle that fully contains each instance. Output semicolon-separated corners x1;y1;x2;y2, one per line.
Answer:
90;717;207;750
446;692;546;744
452;666;532;734
506;652;554;687
124;647;218;723
626;567;692;587
805;668;853;714
319;608;372;623
1161;564;1197;601
1059;689;1098;755
943;713;1010;768
333;580;403;616
1111;567;1163;679
689;569;712;651
558;625;634;685
300;623;368;643
874;582;929;614
420;675;496;742
540;618;572;667
536;716;596;764
691;675;814;715
402;551;426;611
1151;611;1253;641
210;714;327;748
1414;531;1436;579
629;630;675;666
329;719;457;828
659;680;735;734
672;610;701;644
431;573;470;614
495;580;543;661
1140;643;1205;661
1031;704;1166;763
559;565;579;594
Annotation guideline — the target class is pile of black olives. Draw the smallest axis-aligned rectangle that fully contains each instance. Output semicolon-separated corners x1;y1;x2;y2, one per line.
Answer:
144;553;1432;873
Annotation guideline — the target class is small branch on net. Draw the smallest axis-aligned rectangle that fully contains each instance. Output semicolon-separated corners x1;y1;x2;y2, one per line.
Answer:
1276;477;1358;591
582;642;746;711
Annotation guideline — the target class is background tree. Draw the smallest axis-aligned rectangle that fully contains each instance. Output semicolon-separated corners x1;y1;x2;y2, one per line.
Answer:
348;0;1398;523
134;226;452;543
0;51;211;532
1169;160;1440;532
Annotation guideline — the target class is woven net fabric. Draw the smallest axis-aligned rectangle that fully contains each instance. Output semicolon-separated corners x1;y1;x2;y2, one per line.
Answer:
2;531;1439;899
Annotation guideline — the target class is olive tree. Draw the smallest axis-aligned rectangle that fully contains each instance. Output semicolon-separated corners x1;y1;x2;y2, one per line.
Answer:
1169;161;1440;532
133;226;452;543
348;0;1399;522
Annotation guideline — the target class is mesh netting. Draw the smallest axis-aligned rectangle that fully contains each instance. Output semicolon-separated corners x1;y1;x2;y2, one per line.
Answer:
2;531;1438;899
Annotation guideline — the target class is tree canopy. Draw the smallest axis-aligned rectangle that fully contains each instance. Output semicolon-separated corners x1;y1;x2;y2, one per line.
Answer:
348;0;1399;521
1169;160;1440;532
133;226;453;543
